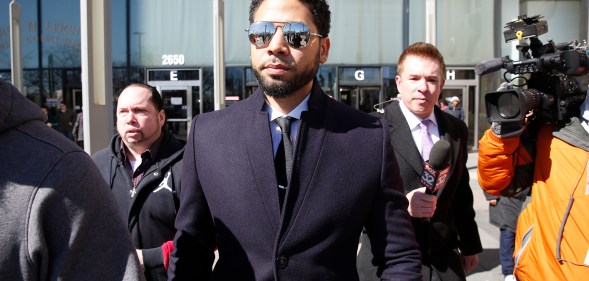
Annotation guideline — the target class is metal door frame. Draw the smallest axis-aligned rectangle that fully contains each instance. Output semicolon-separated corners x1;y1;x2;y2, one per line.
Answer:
444;68;480;149
442;85;468;124
157;85;193;121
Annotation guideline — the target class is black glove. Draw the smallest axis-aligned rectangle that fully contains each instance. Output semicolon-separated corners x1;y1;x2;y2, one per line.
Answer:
491;121;525;138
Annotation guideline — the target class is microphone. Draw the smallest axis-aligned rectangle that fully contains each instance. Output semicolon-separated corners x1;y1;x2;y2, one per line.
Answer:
475;57;505;76
420;140;451;195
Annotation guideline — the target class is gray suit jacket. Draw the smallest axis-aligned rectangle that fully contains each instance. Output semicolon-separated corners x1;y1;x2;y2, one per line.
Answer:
169;79;422;281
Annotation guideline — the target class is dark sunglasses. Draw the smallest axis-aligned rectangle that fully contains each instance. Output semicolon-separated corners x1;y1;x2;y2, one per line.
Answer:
246;21;324;49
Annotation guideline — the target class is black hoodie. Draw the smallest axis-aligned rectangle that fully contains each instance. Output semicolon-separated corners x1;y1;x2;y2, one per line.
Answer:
93;130;184;281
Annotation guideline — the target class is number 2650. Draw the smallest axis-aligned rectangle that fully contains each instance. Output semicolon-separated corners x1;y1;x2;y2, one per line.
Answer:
162;54;185;65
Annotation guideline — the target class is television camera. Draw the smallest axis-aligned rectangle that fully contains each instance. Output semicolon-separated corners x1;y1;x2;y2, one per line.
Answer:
475;14;589;125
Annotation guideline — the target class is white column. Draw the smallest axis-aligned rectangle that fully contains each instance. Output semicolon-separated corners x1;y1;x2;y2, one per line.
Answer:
9;0;23;93
586;0;589;43
425;0;437;45
213;0;226;110
80;0;113;154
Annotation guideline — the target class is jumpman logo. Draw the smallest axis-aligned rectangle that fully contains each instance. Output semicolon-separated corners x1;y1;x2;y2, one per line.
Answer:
154;171;173;193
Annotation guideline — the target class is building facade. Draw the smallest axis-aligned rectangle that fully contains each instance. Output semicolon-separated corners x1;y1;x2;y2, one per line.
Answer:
1;0;588;147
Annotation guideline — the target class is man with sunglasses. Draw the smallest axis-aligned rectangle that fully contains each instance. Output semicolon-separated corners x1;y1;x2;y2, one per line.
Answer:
168;0;421;280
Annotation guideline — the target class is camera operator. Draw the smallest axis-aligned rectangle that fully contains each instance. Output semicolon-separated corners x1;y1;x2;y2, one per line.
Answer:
478;83;589;279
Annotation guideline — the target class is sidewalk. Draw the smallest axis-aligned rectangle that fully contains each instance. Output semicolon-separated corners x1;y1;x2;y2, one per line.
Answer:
466;150;504;281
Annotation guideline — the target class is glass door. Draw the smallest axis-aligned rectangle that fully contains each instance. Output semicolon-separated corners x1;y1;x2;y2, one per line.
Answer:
358;87;381;113
440;86;467;123
339;86;381;113
441;85;479;149
160;86;191;140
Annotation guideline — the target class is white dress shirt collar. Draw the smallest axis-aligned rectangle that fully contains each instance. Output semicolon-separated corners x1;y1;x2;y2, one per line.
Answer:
398;100;438;129
398;100;441;152
267;94;310;121
265;93;310;155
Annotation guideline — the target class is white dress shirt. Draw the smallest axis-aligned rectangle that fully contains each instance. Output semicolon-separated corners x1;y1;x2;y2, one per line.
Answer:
398;100;440;156
265;94;310;156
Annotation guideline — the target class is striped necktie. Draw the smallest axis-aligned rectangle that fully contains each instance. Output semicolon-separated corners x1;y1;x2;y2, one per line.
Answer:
275;116;295;209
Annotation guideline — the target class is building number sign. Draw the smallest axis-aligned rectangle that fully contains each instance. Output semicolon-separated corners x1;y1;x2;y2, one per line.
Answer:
162;54;185;65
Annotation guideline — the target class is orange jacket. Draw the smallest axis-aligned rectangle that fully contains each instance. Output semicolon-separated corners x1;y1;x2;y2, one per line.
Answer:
478;123;589;280
477;129;534;197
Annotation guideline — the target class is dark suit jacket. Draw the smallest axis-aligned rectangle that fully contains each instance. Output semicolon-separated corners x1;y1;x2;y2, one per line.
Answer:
169;80;422;281
382;101;482;278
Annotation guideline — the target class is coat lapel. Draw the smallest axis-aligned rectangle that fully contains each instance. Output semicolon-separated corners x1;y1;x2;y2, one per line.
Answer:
386;102;423;175
243;90;281;233
278;80;328;240
243;80;330;242
433;107;460;196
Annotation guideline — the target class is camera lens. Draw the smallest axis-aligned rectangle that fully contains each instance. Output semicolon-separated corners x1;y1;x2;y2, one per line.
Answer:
497;92;520;119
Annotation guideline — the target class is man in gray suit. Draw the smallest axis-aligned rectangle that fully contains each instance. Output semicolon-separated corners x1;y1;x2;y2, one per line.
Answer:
168;0;422;280
380;42;482;281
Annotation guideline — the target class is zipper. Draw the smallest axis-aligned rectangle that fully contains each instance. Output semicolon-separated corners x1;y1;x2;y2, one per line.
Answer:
514;224;533;267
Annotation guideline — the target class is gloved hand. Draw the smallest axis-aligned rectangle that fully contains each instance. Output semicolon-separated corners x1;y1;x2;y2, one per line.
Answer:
491;121;525;138
490;82;525;138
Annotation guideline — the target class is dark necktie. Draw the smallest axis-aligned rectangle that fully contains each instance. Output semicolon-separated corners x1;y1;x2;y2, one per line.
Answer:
274;116;294;209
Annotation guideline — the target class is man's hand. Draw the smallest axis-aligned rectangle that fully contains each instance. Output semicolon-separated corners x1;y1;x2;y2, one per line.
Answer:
488;198;498;206
406;187;437;218
462;254;479;273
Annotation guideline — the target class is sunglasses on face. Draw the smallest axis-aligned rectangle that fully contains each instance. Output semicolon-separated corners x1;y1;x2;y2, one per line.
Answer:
246;21;324;49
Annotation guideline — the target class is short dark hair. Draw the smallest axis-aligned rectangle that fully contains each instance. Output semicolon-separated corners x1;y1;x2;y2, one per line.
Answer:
248;0;331;37
397;42;446;77
117;83;164;112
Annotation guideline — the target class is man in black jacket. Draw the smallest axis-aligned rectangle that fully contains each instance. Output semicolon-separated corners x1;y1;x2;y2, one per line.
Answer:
380;42;482;280
167;0;422;280
93;83;184;281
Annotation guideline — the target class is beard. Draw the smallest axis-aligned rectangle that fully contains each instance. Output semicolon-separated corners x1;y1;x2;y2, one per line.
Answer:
253;52;320;99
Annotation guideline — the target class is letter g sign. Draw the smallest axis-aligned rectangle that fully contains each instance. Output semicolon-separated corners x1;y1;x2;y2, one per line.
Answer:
354;70;365;81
